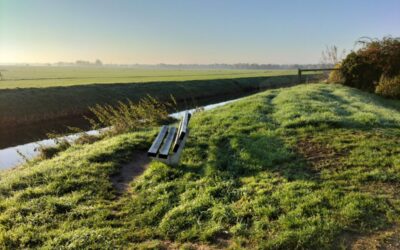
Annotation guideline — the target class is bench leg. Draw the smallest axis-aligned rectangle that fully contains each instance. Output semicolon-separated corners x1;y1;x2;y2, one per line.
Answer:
168;129;189;166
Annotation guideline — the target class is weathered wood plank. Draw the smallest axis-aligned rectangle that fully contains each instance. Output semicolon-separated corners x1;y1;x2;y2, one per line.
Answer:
147;125;168;157
299;68;340;72
298;68;340;83
159;127;177;159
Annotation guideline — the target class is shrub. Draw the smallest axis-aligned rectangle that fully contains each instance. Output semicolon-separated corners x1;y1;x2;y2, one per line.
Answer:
340;37;400;93
376;75;400;98
340;51;381;91
36;139;71;159
327;63;343;83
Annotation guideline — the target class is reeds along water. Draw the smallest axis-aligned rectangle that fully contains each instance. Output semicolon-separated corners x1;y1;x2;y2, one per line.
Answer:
0;94;246;170
88;95;176;135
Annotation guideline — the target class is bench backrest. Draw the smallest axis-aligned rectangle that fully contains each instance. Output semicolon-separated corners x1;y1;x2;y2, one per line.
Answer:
172;112;191;153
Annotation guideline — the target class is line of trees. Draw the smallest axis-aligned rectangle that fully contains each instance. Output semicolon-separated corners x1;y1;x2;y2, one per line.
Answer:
105;63;333;70
55;59;103;66
44;61;333;70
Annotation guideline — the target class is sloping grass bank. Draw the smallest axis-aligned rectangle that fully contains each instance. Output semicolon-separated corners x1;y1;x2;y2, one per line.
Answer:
0;74;303;129
0;84;399;249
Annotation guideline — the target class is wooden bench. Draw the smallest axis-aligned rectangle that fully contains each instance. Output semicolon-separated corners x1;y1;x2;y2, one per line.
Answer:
147;111;191;166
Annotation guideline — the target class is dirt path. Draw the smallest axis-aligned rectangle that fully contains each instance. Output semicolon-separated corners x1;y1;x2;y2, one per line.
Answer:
111;151;151;194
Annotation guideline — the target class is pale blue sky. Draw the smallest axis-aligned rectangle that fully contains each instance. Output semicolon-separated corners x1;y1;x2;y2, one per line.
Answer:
1;0;399;64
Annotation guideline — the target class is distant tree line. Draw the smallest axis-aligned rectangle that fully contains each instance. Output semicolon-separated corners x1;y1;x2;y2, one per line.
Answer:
10;61;333;70
104;63;333;70
55;59;103;66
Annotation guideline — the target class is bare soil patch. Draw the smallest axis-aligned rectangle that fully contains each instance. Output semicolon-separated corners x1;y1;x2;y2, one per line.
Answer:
296;138;346;170
338;226;400;250
111;150;151;194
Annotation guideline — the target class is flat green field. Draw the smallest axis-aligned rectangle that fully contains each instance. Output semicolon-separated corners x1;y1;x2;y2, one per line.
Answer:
0;66;297;89
1;84;399;249
0;72;304;130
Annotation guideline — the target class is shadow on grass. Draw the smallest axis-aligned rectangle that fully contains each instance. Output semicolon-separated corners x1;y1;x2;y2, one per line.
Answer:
208;133;319;182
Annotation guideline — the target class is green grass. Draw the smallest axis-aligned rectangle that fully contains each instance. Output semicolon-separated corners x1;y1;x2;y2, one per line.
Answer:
1;83;399;249
0;66;297;89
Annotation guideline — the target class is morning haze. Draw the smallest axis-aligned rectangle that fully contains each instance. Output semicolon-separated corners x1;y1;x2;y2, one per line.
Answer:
1;0;399;64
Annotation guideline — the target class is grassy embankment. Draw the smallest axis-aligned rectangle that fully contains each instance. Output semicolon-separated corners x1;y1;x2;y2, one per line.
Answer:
1;83;399;249
0;67;309;129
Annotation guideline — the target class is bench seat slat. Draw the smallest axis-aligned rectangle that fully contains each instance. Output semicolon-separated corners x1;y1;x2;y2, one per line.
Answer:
159;127;177;159
147;125;168;157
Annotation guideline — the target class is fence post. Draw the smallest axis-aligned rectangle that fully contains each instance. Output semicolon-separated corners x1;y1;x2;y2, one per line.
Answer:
298;69;301;83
